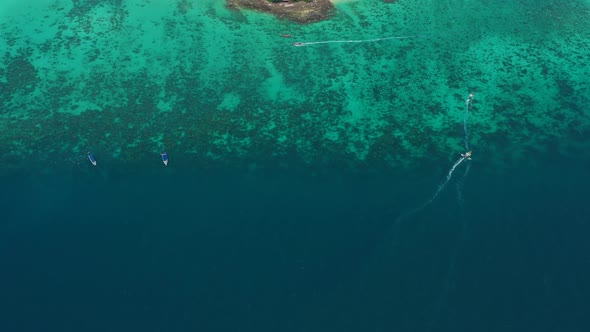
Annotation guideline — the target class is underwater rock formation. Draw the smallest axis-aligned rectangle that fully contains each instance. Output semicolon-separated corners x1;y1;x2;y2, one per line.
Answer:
226;0;334;24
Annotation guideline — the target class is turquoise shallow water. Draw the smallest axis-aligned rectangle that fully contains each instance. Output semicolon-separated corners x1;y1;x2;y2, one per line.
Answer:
1;0;589;171
1;1;590;331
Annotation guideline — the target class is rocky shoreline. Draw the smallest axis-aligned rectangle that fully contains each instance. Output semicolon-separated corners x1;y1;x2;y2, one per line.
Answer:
226;0;334;24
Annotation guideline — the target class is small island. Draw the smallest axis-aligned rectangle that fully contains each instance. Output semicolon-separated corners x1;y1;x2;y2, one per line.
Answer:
226;0;335;24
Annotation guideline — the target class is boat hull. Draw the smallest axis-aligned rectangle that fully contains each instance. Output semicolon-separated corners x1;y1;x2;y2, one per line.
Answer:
88;154;97;166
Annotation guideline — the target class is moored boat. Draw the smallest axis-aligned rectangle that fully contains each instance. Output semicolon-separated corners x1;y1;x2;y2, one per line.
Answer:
87;152;97;166
161;152;169;166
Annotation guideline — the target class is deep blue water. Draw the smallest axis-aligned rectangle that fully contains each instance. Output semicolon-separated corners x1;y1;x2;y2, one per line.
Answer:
1;158;590;332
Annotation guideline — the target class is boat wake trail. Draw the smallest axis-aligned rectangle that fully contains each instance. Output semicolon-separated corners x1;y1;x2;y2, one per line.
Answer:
393;92;475;224
292;35;427;47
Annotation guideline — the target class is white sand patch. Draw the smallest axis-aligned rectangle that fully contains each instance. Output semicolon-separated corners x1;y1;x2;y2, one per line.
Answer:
330;0;358;4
